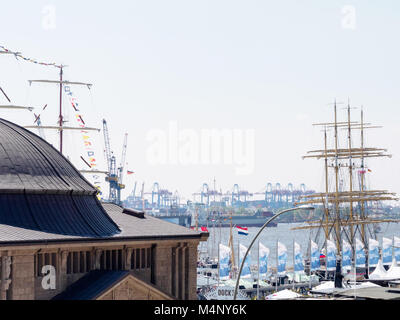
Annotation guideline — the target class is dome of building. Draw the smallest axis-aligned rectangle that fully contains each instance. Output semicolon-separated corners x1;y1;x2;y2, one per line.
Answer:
0;118;120;237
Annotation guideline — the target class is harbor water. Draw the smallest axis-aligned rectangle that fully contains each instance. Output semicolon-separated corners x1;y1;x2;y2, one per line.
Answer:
201;221;400;268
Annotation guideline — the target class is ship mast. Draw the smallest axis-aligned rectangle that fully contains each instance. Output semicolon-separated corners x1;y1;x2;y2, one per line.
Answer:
333;101;341;252
359;108;366;245
59;66;63;153
28;67;95;154
323;127;330;242
293;101;399;256
346;102;354;244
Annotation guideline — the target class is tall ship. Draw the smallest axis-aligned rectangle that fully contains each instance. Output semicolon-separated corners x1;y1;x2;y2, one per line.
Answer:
292;100;399;275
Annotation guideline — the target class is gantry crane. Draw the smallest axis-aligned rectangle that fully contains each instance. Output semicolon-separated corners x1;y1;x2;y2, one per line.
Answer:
102;119;128;205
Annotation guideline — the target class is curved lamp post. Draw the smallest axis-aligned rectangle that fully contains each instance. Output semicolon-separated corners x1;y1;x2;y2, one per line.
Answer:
233;205;315;300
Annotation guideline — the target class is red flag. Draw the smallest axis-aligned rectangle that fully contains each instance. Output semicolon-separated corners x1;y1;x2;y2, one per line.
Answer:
200;226;208;232
127;170;134;175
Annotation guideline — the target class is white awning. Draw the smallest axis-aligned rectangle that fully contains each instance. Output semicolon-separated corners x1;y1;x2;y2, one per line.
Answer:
265;289;301;300
369;259;389;280
386;258;400;279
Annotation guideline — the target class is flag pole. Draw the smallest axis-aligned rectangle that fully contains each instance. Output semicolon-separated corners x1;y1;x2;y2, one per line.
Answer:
276;239;278;293
353;239;356;298
217;242;220;288
292;239;295;291
237;239;240;279
309;239;312;289
257;240;260;300
367;239;370;279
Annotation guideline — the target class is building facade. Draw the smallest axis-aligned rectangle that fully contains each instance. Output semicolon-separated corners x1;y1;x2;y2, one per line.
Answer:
0;118;207;300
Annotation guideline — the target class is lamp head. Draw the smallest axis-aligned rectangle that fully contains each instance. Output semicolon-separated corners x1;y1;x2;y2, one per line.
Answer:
295;205;315;210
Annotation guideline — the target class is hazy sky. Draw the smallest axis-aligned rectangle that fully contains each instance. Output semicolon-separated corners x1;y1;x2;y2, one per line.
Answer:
0;1;399;203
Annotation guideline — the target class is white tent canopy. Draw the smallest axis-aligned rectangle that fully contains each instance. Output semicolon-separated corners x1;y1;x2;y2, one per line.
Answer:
265;289;301;300
386;258;400;279
369;259;389;280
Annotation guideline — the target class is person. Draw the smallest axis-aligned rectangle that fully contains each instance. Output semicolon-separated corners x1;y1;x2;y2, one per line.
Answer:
334;259;344;288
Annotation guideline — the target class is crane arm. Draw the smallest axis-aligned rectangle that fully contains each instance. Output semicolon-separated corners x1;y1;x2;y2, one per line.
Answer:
118;133;128;184
102;119;112;173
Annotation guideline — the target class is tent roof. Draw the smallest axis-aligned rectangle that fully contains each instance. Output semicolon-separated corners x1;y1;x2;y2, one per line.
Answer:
386;258;400;279
265;289;301;300
369;259;389;280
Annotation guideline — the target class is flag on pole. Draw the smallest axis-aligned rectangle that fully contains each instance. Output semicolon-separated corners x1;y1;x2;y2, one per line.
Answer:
219;244;231;280
326;239;336;271
127;170;134;175
259;243;269;278
236;226;248;236
342;239;352;270
239;244;251;278
368;238;379;267
294;242;304;272
355;238;366;267
382;237;393;265
200;226;208;232
310;240;320;271
394;236;400;261
277;242;287;275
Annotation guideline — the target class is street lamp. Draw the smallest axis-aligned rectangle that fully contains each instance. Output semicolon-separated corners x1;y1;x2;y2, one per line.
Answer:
233;205;315;300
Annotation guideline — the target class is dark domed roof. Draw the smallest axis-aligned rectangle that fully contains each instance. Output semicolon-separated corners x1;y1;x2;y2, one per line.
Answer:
0;118;120;237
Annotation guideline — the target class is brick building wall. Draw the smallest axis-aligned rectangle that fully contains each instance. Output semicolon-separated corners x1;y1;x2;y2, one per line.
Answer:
0;239;200;300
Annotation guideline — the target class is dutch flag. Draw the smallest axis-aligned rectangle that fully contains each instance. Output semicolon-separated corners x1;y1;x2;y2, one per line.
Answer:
237;226;248;236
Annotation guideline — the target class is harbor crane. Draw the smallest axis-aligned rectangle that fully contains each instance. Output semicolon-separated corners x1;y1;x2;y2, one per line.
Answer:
102;118;128;205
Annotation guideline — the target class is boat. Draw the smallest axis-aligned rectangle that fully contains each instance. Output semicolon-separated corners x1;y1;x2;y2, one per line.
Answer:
293;100;399;282
199;210;277;228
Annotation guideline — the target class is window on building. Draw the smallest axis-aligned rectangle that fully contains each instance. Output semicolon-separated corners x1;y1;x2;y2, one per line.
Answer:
66;251;92;275
130;247;153;272
147;248;151;268
36;252;58;277
141;248;146;269
135;248;140;269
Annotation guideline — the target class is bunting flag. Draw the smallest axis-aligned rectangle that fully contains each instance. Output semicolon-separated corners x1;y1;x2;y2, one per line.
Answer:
342;239;352;270
310;240;320;271
239;244;251;278
394;237;400;261
294;242;304;272
259;243;269;278
382;237;393;265
236;226;248;236
326;240;337;271
219;244;231;280
0;45;61;68
64;86;101;194
355;238;366;267
277;242;287;275
368;238;379;267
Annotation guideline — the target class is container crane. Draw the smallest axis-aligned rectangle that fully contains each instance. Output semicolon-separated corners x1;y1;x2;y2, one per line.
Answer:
116;133;128;204
102;119;128;205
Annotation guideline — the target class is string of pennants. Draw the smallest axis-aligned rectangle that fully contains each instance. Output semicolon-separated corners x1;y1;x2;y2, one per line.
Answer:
0;45;62;68
217;236;400;281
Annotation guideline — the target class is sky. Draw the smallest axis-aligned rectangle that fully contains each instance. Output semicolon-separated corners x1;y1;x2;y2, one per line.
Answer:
0;1;399;203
